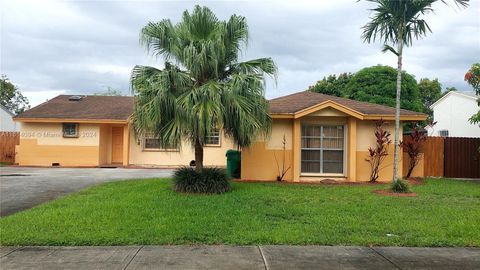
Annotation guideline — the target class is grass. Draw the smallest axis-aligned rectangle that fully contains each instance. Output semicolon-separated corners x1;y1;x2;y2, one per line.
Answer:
0;178;479;247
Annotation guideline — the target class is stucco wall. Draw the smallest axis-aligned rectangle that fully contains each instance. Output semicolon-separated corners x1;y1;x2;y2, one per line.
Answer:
242;116;405;182
242;119;293;181
128;129;236;167
402;152;424;178
98;124;112;165
355;120;403;182
16;122;100;166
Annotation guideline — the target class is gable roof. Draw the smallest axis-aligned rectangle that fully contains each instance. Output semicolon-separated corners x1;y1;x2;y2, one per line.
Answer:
14;95;134;122
429;91;478;109
269;91;426;120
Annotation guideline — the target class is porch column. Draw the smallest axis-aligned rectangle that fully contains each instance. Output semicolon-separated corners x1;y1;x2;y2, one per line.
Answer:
347;117;357;181
292;118;301;182
122;124;130;166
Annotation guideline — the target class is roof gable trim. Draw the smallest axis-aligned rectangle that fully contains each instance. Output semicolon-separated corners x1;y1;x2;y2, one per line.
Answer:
294;100;365;119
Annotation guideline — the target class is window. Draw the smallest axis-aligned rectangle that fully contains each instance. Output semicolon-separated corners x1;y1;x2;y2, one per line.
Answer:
205;128;221;146
142;135;178;151
63;123;78;138
439;130;449;137
301;125;345;174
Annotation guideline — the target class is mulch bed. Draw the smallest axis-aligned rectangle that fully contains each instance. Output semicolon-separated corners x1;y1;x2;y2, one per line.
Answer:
372;189;418;197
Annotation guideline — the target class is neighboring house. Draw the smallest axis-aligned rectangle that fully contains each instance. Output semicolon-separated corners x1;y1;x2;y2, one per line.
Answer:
0;104;20;131
14;92;426;182
425;91;480;137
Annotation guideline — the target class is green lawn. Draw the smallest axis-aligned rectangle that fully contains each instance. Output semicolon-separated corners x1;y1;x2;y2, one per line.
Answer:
1;178;479;247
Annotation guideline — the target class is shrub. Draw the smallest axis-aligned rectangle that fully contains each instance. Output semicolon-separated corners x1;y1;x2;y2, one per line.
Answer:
391;179;411;193
365;120;392;182
173;167;231;194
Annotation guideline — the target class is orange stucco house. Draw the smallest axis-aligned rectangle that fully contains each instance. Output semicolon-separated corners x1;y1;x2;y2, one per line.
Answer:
14;91;426;182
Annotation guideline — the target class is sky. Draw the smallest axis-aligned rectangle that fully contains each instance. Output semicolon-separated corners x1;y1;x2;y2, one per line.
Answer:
1;0;479;107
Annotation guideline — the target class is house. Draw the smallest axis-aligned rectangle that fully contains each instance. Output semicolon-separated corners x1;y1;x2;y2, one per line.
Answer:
425;91;479;137
14;95;234;167
0;104;20;131
241;91;426;182
14;92;426;182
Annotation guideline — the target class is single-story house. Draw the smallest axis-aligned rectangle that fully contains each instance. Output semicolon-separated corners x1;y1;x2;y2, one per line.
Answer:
425;91;479;137
14;91;426;182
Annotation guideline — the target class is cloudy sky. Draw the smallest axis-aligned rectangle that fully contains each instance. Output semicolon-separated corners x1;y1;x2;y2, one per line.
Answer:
1;0;479;106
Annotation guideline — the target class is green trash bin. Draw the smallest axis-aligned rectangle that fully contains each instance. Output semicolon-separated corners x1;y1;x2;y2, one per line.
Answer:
226;150;241;178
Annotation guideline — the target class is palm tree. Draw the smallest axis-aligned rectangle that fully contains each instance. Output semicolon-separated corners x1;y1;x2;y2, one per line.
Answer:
361;0;468;184
131;6;277;172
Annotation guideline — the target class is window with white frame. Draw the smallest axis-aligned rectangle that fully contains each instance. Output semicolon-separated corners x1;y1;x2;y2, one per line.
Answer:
142;134;178;151
301;125;345;174
62;123;79;138
205;128;220;146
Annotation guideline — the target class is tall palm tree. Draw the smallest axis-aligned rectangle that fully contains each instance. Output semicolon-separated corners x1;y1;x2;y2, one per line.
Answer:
131;6;277;172
361;0;468;184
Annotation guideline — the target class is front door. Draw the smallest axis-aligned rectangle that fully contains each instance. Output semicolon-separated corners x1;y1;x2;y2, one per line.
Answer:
111;127;124;164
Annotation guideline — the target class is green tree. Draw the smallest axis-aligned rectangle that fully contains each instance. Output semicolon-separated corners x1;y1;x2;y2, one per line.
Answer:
465;63;480;123
0;75;30;114
361;0;468;184
418;78;441;119
345;65;423;112
308;73;352;97
131;6;276;172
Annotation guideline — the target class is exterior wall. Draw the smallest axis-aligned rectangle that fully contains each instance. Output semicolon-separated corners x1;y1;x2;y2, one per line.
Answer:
1;107;19;131
428;92;480;137
402;152;424;178
242;114;405;182
128;129;236;167
355;120;403;182
16;122;101;166
242;119;293;181
98;124;112;165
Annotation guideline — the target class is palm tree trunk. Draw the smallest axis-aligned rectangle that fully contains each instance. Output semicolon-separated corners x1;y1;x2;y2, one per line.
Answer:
194;138;204;172
393;40;404;184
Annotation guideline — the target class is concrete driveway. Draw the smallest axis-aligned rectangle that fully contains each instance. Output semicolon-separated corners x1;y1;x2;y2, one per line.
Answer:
0;167;173;217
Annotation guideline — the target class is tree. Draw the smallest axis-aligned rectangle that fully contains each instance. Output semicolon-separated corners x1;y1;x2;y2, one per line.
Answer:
93;87;124;96
418;78;441;119
131;6;277;172
344;65;423;112
464;63;480;123
308;73;352;97
361;0;468;185
0;75;30;114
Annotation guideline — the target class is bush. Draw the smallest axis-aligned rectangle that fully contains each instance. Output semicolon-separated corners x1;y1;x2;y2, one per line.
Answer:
391;179;411;193
173;167;231;194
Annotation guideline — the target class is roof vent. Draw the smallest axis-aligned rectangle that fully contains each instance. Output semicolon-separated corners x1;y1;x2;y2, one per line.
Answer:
68;95;83;101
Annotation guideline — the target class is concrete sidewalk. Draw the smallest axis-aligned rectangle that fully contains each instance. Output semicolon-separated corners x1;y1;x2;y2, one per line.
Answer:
1;246;479;270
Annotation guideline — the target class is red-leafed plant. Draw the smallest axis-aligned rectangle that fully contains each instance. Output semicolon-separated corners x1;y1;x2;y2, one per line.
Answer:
365;120;392;182
400;123;428;178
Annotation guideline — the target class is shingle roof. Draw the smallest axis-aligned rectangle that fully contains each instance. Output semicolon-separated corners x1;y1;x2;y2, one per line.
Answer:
269;91;425;116
15;95;134;121
15;91;425;122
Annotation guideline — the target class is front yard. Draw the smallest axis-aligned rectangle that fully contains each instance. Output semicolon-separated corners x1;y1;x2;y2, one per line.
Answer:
0;178;478;247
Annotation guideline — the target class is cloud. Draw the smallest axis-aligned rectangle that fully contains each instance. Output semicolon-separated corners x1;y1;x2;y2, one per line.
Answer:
1;0;478;106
